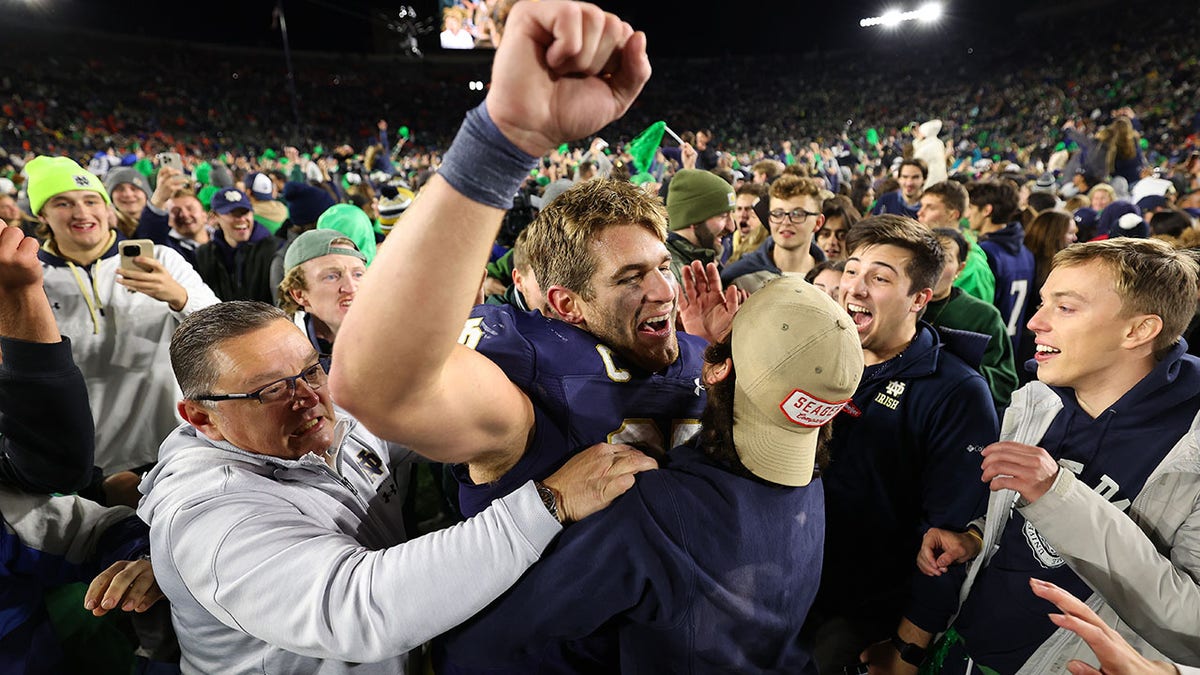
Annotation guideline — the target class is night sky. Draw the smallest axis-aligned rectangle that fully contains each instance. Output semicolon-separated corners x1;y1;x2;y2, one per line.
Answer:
7;0;1059;57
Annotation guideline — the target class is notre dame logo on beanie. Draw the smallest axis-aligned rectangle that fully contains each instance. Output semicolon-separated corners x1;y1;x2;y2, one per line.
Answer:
24;155;112;215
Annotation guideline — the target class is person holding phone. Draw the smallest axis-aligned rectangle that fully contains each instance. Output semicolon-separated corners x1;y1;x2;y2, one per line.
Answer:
24;155;220;483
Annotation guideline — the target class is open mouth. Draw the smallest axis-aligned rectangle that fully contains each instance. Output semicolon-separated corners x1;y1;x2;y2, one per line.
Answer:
846;302;873;331
292;417;323;437
1034;343;1061;361
637;314;671;337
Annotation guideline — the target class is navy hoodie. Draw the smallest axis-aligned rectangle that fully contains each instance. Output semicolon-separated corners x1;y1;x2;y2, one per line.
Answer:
978;222;1035;351
720;238;825;289
955;341;1200;673
870;190;920;219
816;323;997;639
441;442;825;674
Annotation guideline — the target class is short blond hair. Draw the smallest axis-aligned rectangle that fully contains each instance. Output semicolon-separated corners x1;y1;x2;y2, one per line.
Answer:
523;179;667;301
1053;238;1199;357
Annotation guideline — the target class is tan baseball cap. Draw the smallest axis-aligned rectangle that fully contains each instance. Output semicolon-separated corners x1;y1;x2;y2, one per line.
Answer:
731;276;863;487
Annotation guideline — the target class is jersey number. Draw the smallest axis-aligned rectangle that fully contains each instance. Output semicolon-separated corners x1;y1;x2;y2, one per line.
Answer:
458;317;484;350
1005;280;1028;336
608;418;702;454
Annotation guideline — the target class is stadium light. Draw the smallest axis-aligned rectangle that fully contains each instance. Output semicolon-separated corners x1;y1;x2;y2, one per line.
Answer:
860;3;944;28
917;2;943;22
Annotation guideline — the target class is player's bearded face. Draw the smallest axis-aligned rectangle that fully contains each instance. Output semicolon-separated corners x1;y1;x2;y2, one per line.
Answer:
578;226;680;372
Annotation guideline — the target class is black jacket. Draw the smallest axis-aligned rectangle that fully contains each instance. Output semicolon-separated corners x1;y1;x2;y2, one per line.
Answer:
195;223;282;303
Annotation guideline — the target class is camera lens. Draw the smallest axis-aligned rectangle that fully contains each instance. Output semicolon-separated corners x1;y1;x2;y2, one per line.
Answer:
123;245;140;256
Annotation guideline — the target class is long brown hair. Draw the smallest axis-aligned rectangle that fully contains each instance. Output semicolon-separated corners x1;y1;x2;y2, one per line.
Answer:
1024;209;1074;289
1096;117;1138;174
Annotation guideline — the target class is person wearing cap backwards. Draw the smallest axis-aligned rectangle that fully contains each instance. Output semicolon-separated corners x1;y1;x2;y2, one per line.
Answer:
134;5;662;672
278;229;367;357
335;0;744;623
440;275;862;671
194;187;284;303
808;214;998;674
26;155;220;479
243;171;289;235
663;167;736;284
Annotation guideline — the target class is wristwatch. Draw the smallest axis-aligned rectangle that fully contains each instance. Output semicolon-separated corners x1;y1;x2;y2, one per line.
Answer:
891;635;927;666
534;481;561;523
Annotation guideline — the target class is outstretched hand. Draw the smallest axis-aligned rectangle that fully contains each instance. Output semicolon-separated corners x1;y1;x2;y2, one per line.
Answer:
487;1;652;158
1030;578;1179;675
678;260;741;344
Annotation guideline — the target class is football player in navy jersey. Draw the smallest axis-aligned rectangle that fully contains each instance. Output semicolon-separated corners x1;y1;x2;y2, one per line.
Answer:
448;181;730;516
334;0;740;519
332;24;744;670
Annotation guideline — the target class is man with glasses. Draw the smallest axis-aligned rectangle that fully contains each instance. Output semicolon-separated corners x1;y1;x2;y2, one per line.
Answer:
138;301;654;673
721;174;827;294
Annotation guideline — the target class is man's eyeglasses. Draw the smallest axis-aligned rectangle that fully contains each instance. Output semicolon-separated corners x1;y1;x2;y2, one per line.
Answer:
193;360;329;405
768;208;820;224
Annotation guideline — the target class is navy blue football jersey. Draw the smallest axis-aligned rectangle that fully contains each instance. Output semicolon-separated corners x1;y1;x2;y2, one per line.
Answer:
454;304;708;516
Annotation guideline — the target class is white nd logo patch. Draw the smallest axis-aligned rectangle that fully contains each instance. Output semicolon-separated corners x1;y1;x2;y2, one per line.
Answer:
874;380;905;410
1022;520;1064;568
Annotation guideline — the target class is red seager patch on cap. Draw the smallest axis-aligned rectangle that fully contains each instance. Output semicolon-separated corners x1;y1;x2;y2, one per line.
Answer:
779;390;850;428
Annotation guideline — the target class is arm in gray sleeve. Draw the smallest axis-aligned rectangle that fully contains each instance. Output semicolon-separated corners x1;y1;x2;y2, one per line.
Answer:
166;480;559;663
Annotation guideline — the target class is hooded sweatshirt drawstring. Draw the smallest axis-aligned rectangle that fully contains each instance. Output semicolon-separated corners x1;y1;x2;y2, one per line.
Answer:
41;232;115;335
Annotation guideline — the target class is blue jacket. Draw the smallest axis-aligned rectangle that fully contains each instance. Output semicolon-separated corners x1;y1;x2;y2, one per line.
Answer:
870;191;920;218
817;323;997;638
441;443;824;674
978;222;1036;351
719;238;825;290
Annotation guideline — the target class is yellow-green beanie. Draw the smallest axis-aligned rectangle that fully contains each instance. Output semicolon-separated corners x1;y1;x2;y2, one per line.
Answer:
25;156;111;215
666;169;734;231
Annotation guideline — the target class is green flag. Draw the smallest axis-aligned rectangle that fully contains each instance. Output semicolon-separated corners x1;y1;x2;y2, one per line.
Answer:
865;128;879;146
398;126;410;139
627;121;666;173
557;143;569;155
